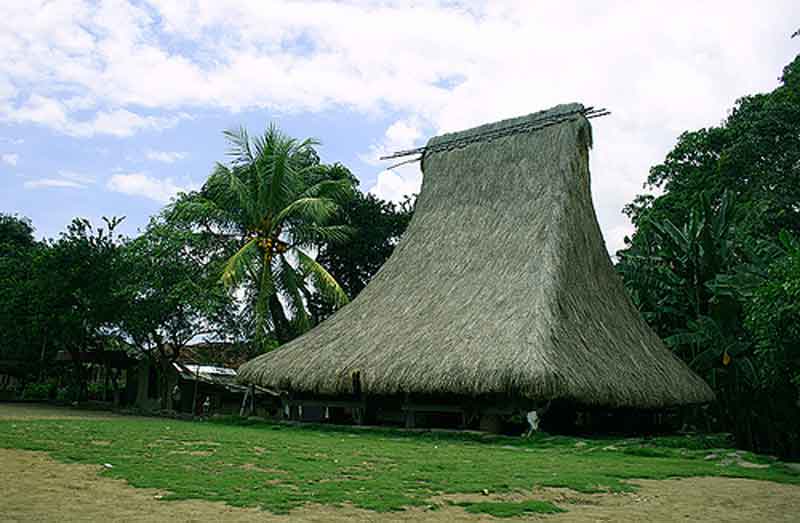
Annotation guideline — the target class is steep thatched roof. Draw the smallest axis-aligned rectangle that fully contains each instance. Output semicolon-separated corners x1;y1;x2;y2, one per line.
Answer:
238;103;714;408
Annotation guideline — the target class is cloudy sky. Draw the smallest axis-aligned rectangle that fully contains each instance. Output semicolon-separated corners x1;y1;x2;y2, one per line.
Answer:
1;1;797;253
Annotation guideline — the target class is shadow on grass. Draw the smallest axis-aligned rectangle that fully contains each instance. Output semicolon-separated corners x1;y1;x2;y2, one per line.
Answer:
453;499;566;518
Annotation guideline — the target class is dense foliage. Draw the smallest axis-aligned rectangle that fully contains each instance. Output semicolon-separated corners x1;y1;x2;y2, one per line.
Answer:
308;192;414;322
116;214;236;408
618;55;800;458
0;215;42;376
0;216;129;399
0;125;413;407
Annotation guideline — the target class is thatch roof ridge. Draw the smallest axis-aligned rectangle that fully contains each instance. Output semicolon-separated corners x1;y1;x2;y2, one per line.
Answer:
428;103;585;147
237;103;714;408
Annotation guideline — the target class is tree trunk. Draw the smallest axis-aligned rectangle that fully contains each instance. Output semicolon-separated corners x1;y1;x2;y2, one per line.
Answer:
269;294;293;343
152;341;171;411
38;330;48;382
135;359;150;408
110;368;120;406
70;348;87;403
160;356;176;411
104;362;111;402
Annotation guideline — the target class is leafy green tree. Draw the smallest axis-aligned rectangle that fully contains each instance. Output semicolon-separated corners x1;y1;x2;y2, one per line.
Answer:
619;192;739;333
174;125;353;344
0;214;36;253
308;192;414;322
36;217;128;400
744;231;800;456
618;192;757;429
618;54;800;457
117;213;234;409
0;214;44;378
747;232;800;391
624;55;800;242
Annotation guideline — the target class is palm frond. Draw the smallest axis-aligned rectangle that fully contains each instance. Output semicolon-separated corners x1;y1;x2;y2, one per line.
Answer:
251;128;285;218
275;255;310;332
221;237;260;288
233;177;261;228
204;164;249;222
263;126;321;214
296;136;322;150
270;146;302;214
291;224;355;247
274;197;338;226
299;178;354;202
169;195;225;224
297;250;349;307
209;163;260;229
223;127;254;166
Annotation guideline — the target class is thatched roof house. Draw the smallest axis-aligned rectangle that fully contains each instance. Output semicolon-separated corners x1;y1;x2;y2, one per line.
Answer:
238;103;713;410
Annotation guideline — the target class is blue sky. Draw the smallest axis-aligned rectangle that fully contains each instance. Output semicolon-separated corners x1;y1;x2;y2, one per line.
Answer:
1;1;798;252
2;105;396;239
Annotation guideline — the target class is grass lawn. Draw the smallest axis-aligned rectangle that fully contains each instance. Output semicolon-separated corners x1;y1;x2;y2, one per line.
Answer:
1;412;799;517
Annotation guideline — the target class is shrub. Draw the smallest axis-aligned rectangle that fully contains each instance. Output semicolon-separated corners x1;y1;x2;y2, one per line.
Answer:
21;382;54;400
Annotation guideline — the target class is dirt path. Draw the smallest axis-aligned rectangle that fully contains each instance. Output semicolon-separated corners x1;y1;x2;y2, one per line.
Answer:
0;402;142;421
447;478;800;522
1;404;799;522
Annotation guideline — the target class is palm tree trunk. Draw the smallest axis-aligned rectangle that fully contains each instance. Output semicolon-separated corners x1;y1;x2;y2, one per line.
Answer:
268;294;293;343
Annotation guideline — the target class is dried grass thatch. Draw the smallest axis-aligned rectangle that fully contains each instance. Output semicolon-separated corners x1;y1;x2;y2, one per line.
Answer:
238;103;714;408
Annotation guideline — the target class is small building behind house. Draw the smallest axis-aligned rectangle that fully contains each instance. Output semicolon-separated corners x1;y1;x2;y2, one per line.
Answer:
171;362;278;416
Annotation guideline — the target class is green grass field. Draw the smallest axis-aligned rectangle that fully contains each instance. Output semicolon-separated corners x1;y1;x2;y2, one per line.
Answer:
1;413;799;517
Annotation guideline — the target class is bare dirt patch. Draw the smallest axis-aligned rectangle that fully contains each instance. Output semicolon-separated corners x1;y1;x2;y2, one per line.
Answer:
180;440;221;446
239;463;286;474
0;403;124;421
168;450;215;457
567;476;800;522
2;447;798;522
442;478;800;522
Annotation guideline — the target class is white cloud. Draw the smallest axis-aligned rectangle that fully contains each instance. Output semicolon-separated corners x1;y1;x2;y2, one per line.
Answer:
87;108;179;137
107;172;195;203
23;169;95;190
368;164;422;203
145;149;188;163
2;152;18;166
7;95;69;129
360;117;423;166
0;75;16;103
58;170;95;185
24;178;86;189
384;120;422;150
364;118;425;201
78;109;183;138
0;1;797;248
4;95;184;137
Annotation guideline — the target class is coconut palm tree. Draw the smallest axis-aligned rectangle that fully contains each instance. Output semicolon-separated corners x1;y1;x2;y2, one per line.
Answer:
203;124;353;343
